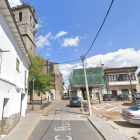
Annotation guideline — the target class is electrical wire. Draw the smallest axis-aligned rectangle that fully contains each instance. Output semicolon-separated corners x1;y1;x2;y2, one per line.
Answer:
30;0;114;66
84;0;114;57
60;0;114;64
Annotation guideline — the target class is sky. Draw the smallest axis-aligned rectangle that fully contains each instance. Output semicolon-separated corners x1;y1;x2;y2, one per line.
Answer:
9;0;140;86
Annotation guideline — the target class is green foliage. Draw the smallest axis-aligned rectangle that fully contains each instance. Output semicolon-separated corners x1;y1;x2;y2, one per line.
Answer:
28;53;54;96
84;91;92;100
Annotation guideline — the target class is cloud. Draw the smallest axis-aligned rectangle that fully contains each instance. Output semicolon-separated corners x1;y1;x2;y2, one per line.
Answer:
75;49;78;52
108;41;112;45
51;31;67;40
47;48;52;50
36;17;43;29
62;36;80;47
36;32;51;48
9;0;21;7
60;48;140;86
76;25;81;27
46;54;50;56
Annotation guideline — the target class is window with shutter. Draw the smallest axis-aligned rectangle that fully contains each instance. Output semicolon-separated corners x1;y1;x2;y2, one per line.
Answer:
16;58;20;72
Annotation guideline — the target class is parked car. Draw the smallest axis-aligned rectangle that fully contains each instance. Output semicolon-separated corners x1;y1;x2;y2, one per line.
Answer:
135;92;140;100
118;94;128;100
121;104;140;125
70;96;81;107
103;94;117;101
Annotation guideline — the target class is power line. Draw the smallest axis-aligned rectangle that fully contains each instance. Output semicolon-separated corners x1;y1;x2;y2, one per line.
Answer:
60;0;114;64
84;0;114;57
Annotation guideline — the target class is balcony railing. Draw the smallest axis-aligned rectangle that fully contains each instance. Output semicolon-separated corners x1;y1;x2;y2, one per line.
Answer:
108;73;136;82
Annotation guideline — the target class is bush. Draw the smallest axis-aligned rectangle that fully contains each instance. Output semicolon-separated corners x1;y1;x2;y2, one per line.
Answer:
84;91;92;100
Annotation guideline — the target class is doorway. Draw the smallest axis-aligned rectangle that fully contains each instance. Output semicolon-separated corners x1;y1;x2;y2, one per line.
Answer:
20;94;25;116
1;98;9;135
112;90;117;97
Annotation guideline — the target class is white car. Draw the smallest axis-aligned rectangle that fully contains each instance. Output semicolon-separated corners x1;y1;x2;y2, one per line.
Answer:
121;104;140;125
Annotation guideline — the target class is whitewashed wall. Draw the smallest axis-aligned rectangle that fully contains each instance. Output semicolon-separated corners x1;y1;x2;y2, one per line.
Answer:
0;9;29;121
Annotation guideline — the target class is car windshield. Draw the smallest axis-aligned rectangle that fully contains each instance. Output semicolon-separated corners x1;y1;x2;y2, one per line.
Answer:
128;105;140;111
71;97;79;100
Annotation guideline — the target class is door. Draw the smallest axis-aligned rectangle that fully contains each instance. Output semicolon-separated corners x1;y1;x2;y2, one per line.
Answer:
112;90;117;97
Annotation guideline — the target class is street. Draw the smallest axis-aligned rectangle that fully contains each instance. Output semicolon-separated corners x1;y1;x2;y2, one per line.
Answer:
29;97;103;140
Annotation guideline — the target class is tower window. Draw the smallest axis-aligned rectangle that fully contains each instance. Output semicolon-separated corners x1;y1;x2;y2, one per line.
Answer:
19;12;22;21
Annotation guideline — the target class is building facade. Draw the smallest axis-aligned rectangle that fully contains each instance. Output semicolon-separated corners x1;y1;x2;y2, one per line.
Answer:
0;0;31;137
69;66;140;100
11;2;37;57
104;67;140;96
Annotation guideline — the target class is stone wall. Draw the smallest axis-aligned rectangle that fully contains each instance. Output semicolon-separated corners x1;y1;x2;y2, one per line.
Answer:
1;113;20;135
12;6;37;57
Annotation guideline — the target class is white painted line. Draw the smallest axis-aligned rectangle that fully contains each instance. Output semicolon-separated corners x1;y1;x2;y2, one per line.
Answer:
92;106;99;110
106;103;111;106
106;107;117;111
81;102;85;115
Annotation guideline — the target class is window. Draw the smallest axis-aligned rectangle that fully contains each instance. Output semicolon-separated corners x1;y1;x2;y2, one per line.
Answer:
16;58;20;72
19;12;22;21
121;90;129;95
30;16;32;26
25;70;27;88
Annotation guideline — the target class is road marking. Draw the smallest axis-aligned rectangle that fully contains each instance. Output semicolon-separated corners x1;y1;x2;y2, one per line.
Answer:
54;135;72;140
106;107;117;111
92;106;99;110
92;106;107;110
106;103;111;106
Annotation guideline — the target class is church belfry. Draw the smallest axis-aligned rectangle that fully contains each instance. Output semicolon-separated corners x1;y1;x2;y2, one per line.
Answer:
12;2;37;57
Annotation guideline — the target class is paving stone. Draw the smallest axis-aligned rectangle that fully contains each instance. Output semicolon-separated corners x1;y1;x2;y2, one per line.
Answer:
87;115;128;140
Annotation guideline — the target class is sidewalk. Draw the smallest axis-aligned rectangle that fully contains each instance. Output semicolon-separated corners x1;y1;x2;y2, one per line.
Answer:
3;101;58;140
87;115;128;140
3;113;42;140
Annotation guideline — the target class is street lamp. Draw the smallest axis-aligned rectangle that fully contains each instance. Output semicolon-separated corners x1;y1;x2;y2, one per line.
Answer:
127;70;136;105
96;79;101;104
32;77;35;111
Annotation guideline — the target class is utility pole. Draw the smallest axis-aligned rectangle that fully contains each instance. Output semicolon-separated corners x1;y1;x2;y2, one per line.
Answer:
81;54;92;115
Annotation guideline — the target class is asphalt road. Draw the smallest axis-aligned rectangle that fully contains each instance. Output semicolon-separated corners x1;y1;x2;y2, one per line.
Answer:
29;97;104;140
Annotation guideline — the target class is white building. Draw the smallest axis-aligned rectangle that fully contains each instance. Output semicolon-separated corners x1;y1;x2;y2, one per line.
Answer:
0;0;31;137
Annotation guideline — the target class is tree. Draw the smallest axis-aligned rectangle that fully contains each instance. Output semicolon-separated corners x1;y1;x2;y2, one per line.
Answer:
28;53;54;104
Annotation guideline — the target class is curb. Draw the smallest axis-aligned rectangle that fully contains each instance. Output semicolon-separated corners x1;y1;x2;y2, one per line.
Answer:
87;116;108;140
25;115;43;140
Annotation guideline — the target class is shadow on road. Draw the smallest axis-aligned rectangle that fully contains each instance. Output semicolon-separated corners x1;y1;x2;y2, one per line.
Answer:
114;121;140;128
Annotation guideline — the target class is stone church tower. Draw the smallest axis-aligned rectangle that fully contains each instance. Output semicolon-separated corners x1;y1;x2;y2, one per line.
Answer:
11;2;37;57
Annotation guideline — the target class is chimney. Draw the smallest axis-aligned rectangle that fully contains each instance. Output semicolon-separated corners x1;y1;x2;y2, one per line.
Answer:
101;64;104;67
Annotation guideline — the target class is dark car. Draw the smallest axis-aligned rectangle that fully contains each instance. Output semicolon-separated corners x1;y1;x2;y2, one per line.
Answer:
70;96;81;107
118;94;128;100
103;94;117;101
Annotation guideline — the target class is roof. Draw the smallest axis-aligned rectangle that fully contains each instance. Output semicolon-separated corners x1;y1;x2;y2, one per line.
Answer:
104;66;138;73
0;0;32;65
11;2;37;23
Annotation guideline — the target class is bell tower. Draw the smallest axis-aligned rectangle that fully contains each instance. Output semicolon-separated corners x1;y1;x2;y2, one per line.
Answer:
12;2;37;57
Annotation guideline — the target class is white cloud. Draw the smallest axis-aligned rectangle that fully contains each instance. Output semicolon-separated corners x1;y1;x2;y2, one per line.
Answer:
60;48;140;86
76;25;81;27
75;49;78;52
9;0;21;7
108;41;112;45
47;48;52;50
36;17;43;29
36;32;51;48
62;36;80;47
51;31;67;40
46;54;50;56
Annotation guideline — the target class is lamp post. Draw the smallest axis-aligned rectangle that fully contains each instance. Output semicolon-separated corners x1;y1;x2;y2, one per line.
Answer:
32;77;35;111
127;70;136;105
96;79;101;104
